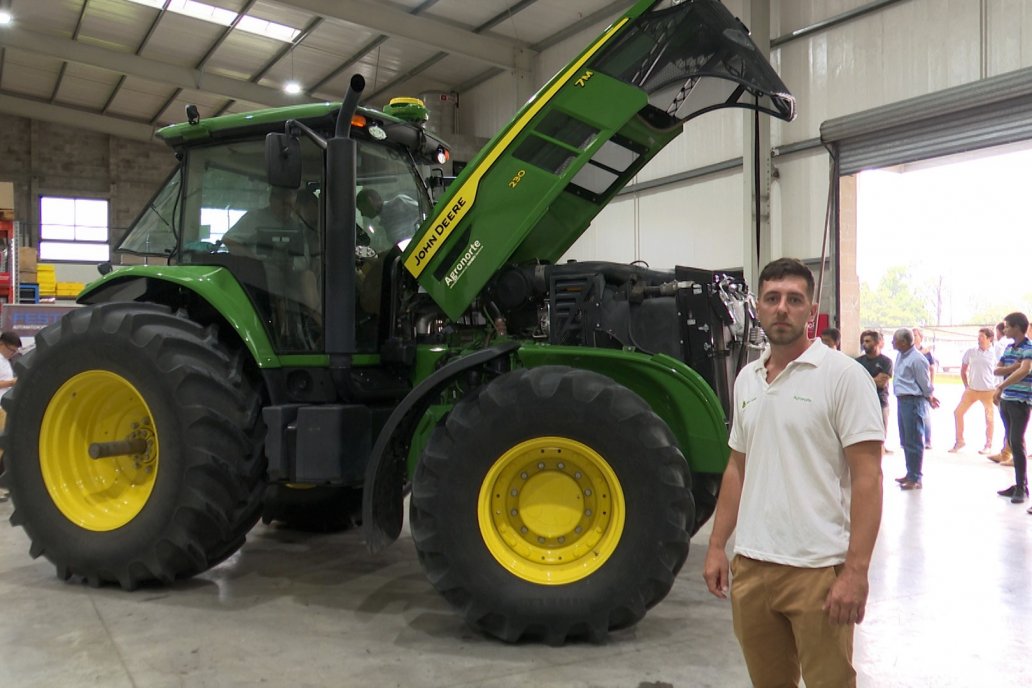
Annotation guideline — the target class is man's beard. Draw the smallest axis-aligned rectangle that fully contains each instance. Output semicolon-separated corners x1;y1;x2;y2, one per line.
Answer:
765;321;806;345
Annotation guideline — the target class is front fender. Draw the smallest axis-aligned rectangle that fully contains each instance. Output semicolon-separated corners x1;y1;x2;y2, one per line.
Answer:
517;344;730;473
362;341;521;553
79;266;278;366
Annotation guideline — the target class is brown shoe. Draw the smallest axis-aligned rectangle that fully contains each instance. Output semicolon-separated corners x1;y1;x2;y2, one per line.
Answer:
1001;458;1014;467
947;443;965;453
900;480;923;490
894;475;909;484
988;452;1009;463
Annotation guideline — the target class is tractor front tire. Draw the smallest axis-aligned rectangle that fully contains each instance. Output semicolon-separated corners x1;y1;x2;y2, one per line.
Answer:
3;303;266;588
410;366;694;644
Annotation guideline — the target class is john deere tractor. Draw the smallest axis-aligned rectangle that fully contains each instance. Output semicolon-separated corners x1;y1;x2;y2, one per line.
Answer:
2;0;793;643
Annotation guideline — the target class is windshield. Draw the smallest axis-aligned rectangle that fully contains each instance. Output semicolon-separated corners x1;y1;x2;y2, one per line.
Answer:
118;167;181;256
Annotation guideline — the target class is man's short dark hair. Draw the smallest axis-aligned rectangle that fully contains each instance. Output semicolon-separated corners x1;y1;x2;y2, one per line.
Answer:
820;327;841;345
997;321;1006;334
979;327;994;340
0;331;22;348
1004;312;1029;332
757;258;815;300
860;329;881;344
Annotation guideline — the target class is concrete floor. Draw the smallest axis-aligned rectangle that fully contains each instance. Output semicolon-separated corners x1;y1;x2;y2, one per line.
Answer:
1;384;1029;687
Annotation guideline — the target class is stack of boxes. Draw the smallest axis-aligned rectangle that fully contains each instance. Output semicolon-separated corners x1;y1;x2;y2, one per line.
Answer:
17;246;40;303
36;264;56;299
17;246;35;290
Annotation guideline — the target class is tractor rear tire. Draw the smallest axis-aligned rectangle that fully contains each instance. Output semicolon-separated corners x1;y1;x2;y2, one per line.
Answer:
2;302;266;588
410;366;694;644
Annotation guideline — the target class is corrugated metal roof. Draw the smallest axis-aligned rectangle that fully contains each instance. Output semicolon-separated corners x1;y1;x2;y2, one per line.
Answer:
0;0;629;138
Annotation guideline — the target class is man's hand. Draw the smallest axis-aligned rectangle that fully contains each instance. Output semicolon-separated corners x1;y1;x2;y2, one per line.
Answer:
703;546;731;599
929;395;941;409
873;372;889;388
823;567;870;625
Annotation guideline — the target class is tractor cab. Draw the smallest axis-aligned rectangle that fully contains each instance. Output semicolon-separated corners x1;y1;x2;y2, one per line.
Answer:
118;104;441;354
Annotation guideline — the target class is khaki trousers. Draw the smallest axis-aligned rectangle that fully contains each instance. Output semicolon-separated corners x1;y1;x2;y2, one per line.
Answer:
953;388;995;446
730;555;855;688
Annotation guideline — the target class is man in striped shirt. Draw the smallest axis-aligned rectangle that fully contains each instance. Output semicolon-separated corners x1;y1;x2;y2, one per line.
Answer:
993;312;1032;505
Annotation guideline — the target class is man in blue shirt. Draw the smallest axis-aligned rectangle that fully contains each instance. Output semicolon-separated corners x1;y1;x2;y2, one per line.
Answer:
992;312;1032;505
893;328;940;489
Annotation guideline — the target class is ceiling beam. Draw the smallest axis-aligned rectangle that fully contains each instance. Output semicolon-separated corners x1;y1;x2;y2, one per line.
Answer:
272;0;532;69
0;92;158;142
0;26;317;109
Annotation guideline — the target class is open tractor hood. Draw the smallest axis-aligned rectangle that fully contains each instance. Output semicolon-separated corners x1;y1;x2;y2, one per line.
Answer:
402;0;795;320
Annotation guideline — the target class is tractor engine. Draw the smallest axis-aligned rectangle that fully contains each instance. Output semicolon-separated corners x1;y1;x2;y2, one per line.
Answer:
487;261;760;420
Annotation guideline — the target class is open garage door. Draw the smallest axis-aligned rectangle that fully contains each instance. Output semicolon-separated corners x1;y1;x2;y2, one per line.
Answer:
821;66;1032;174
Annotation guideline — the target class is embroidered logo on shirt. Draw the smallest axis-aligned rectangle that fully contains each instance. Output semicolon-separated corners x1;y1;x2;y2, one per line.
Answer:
793;395;812;403
741;397;757;410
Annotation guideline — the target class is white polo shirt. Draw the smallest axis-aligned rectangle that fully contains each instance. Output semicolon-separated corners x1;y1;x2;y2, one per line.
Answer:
729;340;884;567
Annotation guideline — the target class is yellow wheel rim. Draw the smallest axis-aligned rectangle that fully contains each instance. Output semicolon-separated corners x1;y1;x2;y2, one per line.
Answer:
478;436;625;585
39;370;159;531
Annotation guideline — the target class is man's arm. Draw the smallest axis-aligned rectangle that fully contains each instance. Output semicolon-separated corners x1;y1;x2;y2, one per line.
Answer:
914;354;940;408
823;439;882;625
702;449;745;599
995;359;1019;376
994;358;1032;404
960;361;970;388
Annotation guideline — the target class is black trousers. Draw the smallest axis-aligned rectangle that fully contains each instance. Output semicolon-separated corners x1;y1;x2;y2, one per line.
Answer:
1002;399;1030;487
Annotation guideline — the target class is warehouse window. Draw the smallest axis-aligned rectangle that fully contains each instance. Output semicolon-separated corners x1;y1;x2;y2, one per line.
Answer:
39;196;110;262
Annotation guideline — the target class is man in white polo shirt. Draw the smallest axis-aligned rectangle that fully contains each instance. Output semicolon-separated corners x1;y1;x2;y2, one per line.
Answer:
949;327;998;454
703;258;884;687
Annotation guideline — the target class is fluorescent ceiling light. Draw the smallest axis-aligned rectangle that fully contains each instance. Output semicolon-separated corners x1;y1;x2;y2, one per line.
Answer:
283;81;303;95
127;0;300;42
0;10;13;25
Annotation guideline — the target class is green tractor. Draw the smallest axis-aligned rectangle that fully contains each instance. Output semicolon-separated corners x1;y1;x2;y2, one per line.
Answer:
2;0;793;643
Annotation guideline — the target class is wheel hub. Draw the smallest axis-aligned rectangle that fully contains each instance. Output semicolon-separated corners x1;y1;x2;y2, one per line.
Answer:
478;436;625;585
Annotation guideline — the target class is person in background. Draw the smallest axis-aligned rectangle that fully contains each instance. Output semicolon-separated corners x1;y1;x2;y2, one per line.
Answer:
988;321;1013;465
893;328;939;490
912;327;937;449
949;327;997;455
993;312;1032;505
856;330;893;452
703;258;884;687
820;327;841;350
0;330;22;502
221;186;298;257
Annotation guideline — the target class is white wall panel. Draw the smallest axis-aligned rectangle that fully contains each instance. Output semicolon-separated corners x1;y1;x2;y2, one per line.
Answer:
564;196;637;263
456;73;524;140
772;151;833;260
636;176;745;270
773;0;981;142
987;0;1032;75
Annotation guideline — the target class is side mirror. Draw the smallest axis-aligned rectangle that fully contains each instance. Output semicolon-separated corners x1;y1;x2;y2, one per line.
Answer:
266;133;302;188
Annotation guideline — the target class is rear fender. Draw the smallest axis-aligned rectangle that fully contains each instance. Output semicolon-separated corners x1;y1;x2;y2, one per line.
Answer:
79;266;278;366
